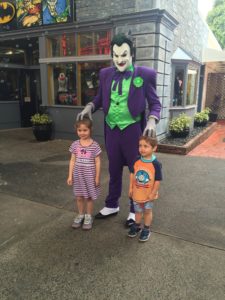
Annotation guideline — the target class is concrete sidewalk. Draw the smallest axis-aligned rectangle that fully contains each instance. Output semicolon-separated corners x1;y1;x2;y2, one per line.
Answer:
0;128;225;300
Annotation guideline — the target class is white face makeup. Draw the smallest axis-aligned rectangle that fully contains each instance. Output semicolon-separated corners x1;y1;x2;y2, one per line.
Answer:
112;43;132;72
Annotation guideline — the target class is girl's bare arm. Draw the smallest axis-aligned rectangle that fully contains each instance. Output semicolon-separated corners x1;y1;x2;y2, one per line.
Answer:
67;154;76;185
95;155;101;186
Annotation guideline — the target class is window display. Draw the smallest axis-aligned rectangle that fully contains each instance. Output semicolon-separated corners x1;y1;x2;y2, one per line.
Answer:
186;69;198;105
47;33;76;57
49;61;110;106
0;47;25;64
46;30;112;106
79;31;111;56
79;61;110;106
50;63;77;105
173;67;184;106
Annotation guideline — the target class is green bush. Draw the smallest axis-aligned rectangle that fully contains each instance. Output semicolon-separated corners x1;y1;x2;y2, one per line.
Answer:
194;108;211;122
169;113;191;133
31;113;52;125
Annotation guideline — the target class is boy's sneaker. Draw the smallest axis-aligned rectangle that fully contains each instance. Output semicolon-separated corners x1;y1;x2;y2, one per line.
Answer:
127;224;141;238
82;214;93;230
139;228;151;242
72;214;84;229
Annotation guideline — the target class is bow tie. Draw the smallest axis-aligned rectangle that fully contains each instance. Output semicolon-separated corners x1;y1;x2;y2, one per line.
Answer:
112;70;132;95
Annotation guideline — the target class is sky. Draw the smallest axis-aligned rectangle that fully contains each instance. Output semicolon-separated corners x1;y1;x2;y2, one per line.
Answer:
198;0;215;19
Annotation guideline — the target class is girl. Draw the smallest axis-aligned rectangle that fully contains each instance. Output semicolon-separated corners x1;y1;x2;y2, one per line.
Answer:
67;117;101;230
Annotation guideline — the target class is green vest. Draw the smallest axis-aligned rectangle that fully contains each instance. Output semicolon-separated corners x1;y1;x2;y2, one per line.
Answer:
105;66;141;130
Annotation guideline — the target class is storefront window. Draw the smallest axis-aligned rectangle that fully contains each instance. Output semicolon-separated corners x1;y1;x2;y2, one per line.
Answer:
47;34;76;57
172;67;184;106
186;69;198;105
49;63;77;105
46;30;112;106
78;31;111;56
0;69;20;101
79;61;110;105
0;47;25;64
49;61;110;106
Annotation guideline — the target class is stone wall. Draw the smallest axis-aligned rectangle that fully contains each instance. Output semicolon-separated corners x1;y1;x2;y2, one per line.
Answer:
76;0;208;63
75;0;157;21
160;0;208;61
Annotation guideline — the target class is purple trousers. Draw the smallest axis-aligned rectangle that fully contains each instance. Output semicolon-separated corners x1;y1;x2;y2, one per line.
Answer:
105;122;142;213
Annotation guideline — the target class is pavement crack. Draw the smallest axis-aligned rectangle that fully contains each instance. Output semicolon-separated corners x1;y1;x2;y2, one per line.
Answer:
153;230;225;252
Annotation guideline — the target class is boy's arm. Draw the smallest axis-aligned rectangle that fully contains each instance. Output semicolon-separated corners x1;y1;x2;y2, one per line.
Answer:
95;155;101;186
67;154;76;185
129;173;134;198
148;181;160;200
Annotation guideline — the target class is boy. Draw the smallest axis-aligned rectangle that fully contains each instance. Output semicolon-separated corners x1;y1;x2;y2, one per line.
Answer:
128;136;162;242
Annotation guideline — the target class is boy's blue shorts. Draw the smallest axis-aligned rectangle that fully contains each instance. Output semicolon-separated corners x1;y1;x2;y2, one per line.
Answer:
133;200;154;213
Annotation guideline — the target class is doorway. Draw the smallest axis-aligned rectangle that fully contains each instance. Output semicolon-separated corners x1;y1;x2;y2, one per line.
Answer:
19;69;41;127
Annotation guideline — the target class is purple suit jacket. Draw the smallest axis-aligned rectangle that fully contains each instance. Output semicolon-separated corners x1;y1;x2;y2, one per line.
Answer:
92;65;161;130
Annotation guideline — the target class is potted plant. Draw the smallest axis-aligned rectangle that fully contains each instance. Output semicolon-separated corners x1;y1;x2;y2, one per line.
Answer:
194;108;210;127
30;113;53;141
209;93;220;122
169;113;191;138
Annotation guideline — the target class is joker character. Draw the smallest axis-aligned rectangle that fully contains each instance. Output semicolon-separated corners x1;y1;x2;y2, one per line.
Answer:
77;33;161;226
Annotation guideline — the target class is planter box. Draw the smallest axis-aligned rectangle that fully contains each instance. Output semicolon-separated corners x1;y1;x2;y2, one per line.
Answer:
169;128;190;138
158;123;217;155
209;113;218;122
194;120;208;127
32;124;52;141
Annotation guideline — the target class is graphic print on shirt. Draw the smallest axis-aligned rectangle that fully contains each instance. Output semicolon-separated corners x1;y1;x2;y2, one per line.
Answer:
135;169;150;185
132;160;156;202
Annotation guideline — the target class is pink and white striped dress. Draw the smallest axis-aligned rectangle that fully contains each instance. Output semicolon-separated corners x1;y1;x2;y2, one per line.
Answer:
69;140;101;200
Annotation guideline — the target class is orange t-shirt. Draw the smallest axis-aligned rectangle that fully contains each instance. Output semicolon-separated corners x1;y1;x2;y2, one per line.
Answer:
131;157;162;203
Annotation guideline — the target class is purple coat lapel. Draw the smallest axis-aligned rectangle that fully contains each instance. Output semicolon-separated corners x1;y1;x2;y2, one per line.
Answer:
128;66;146;117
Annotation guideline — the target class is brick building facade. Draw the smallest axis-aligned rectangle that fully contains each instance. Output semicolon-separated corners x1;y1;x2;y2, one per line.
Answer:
0;0;210;141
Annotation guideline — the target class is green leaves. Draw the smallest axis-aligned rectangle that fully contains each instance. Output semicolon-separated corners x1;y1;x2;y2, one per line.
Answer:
30;113;52;125
169;113;191;133
194;108;211;122
207;1;225;49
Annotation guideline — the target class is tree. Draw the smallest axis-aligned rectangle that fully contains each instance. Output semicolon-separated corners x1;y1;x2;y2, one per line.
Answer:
207;0;225;49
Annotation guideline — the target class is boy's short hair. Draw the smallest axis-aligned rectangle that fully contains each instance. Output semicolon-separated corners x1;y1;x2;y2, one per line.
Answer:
139;135;158;148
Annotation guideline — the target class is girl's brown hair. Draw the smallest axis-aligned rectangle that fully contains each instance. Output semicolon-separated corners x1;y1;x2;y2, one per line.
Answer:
139;135;158;148
75;117;93;132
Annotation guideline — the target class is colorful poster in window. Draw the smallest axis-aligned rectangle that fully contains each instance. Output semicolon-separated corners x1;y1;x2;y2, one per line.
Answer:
16;0;42;28
42;0;72;24
0;1;17;30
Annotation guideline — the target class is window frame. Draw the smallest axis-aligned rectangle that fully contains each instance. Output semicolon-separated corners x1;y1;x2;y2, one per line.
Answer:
171;61;200;107
40;30;112;107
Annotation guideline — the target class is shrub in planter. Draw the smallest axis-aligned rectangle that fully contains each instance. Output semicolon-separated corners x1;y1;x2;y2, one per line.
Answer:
169;113;191;138
194;108;210;127
30;113;53;141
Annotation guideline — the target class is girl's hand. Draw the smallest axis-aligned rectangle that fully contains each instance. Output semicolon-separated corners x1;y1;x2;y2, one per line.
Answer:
95;178;100;187
67;177;72;185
